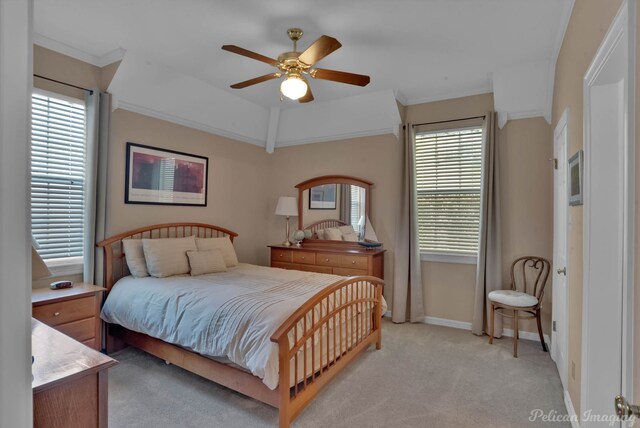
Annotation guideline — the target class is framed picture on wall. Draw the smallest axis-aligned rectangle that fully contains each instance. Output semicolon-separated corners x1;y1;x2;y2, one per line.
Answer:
309;184;337;210
125;142;208;206
568;149;583;206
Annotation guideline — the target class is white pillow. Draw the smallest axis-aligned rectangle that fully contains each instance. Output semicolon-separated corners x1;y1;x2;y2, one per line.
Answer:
142;236;197;278
338;225;355;236
342;231;359;242
187;249;227;276
122;239;149;278
315;229;325;240
196;237;239;267
325;228;343;241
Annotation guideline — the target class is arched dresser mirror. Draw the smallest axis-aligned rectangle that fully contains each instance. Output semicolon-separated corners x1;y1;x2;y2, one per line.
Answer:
295;175;372;243
269;175;384;279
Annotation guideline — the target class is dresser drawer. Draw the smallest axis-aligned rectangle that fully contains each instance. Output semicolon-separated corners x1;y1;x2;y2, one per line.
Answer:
272;261;301;271
271;249;292;263
299;265;333;274
56;317;95;342
33;296;95;327
292;251;316;265
316;253;341;267
340;255;368;270
333;267;369;277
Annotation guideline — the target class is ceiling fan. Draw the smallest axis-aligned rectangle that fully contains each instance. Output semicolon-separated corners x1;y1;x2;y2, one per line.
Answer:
222;28;370;103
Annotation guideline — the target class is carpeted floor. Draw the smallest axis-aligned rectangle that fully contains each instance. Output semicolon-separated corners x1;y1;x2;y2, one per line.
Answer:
109;320;570;427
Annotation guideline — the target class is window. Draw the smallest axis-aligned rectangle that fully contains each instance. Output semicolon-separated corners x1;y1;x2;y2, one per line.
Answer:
414;125;483;263
31;92;86;270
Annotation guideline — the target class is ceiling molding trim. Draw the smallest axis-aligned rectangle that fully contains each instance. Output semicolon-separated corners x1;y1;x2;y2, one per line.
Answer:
113;100;265;148
33;33;103;66
546;0;575;123
393;90;409;106
96;48;126;67
403;85;493;106
507;109;547;121
275;127;399;148
265;107;280;154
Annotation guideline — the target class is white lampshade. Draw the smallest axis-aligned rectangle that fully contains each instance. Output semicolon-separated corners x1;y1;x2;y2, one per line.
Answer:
275;196;298;217
280;75;308;100
32;246;51;280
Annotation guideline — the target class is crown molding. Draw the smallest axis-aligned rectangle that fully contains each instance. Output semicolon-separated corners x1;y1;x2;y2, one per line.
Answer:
403;85;493;106
275;127;399;148
546;0;575;123
113;100;266;148
34;33;125;67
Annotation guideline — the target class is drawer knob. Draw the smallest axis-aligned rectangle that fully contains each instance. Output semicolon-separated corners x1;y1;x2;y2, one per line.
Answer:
279;254;283;257
325;258;329;262
54;312;60;317
301;256;305;259
351;260;356;264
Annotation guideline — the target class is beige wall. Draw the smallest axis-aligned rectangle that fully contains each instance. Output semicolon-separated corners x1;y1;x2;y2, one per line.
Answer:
107;110;273;265
551;0;623;413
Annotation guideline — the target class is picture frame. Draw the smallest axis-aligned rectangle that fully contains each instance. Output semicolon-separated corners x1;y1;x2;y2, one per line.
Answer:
568;149;583;206
125;142;208;206
309;184;337;210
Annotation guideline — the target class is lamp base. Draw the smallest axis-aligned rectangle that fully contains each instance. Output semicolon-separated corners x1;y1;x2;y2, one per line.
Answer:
281;240;292;247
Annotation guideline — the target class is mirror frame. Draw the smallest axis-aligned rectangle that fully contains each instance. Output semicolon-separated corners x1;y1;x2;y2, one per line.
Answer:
295;175;373;243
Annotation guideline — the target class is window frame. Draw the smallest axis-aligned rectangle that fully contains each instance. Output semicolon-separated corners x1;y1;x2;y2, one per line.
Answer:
31;88;87;272
413;120;484;265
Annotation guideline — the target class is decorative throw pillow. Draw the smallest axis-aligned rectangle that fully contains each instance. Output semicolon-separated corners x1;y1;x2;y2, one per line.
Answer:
187;249;227;276
315;229;325;240
338;225;356;236
122;239;149;278
324;228;343;241
142;236;197;278
342;231;359;242
195;237;239;267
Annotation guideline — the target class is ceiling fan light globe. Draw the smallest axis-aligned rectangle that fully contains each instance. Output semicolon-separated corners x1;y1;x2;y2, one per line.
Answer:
281;76;308;100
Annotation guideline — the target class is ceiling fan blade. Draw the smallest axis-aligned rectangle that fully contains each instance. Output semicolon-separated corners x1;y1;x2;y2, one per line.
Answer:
221;45;279;67
297;35;342;66
230;73;281;89
311;68;370;86
299;86;314;103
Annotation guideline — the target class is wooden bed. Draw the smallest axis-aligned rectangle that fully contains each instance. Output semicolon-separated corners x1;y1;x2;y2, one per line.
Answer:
96;222;384;428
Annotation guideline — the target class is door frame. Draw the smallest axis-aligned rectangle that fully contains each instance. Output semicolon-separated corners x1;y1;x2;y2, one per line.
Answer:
581;0;635;419
552;107;569;389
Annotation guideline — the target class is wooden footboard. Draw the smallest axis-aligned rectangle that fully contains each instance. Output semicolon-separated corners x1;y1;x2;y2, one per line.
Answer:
271;276;384;427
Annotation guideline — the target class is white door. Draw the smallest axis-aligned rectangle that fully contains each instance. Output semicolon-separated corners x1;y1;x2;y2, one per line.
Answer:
552;109;568;389
582;1;634;426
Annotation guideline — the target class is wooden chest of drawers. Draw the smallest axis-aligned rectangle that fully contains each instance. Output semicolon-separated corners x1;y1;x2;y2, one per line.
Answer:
32;283;106;350
269;244;385;279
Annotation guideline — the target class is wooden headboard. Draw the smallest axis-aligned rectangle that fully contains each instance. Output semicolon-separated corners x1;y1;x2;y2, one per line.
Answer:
96;223;238;292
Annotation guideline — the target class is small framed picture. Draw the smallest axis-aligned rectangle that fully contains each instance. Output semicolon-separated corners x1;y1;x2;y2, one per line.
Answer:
568;150;583;206
309;184;337;210
125;142;208;206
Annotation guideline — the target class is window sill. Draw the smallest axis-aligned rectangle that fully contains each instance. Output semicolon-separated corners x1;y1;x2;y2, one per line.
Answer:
420;252;477;265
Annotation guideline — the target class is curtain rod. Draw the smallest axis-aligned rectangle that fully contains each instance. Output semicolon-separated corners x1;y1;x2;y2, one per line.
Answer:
34;74;94;95
411;115;486;128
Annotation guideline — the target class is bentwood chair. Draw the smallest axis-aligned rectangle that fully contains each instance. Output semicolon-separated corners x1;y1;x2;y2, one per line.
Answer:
488;256;551;357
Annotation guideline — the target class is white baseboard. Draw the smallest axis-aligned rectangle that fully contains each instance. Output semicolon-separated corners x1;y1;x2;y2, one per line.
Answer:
385;312;551;347
564;389;580;428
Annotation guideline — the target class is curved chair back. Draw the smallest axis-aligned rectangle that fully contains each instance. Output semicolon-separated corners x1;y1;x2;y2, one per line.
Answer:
510;256;551;304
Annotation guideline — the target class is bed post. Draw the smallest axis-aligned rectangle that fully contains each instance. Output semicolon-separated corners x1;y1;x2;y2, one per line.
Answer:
375;285;383;350
278;338;291;428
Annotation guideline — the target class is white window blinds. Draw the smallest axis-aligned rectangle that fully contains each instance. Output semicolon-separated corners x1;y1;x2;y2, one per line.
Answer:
414;126;483;256
31;93;86;261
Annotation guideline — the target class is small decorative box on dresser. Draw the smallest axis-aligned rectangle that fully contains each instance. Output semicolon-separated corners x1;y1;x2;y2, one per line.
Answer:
32;283;106;351
32;318;117;428
269;244;385;279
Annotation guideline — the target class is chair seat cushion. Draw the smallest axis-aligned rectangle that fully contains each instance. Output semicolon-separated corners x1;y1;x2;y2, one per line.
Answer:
488;290;538;308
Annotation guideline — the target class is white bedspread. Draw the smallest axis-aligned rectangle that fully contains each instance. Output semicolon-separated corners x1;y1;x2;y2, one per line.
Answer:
101;263;386;390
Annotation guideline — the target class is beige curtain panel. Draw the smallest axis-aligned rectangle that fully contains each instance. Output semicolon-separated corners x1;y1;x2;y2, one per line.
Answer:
392;123;425;323
471;112;503;336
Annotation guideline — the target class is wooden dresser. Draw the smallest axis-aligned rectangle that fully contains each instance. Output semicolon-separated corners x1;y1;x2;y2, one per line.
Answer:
32;318;117;428
269;244;385;279
32;284;106;351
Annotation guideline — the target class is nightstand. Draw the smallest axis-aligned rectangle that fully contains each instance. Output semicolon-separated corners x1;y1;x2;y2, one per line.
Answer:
32;283;106;351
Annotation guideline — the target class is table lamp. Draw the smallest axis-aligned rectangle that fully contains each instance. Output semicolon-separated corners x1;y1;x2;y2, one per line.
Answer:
275;196;298;247
32;246;51;281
